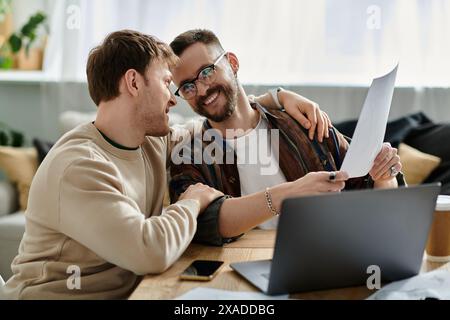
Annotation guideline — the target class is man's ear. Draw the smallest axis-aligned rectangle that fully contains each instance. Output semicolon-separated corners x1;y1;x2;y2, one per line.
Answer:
226;52;239;75
123;69;140;97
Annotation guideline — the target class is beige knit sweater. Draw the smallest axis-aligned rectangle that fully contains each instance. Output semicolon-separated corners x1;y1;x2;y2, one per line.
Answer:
0;123;200;300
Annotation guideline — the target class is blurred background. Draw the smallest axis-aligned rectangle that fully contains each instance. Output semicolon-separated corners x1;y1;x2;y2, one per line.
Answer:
1;0;450;279
0;0;449;143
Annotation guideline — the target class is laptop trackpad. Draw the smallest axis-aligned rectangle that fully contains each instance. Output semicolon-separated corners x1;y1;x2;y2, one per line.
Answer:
230;260;272;293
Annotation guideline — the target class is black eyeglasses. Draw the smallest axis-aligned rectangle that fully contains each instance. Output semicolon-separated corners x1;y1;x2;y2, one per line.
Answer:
174;52;227;100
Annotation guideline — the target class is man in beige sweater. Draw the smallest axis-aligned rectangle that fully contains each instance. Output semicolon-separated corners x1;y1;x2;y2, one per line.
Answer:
0;30;225;300
0;30;330;300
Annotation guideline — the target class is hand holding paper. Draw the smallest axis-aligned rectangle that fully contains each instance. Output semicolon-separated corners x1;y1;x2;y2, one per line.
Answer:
340;64;399;178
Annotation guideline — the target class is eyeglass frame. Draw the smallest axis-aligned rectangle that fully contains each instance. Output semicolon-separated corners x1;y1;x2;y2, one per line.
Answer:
174;51;227;100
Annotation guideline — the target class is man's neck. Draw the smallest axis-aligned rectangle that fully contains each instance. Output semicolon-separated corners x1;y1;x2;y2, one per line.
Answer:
208;86;260;139
94;100;144;149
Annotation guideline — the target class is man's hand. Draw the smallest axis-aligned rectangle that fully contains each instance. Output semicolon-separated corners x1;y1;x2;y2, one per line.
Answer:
369;143;402;183
252;90;332;143
287;171;349;196
270;171;349;212
178;183;224;213
278;90;332;143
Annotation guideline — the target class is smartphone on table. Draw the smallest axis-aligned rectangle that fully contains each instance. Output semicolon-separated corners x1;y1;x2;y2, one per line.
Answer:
180;260;224;281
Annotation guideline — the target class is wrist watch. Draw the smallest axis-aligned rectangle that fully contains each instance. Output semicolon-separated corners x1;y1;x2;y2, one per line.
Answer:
269;87;284;110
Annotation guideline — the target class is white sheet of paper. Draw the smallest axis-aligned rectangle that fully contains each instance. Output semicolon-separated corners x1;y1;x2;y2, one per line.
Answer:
340;64;398;178
175;287;289;300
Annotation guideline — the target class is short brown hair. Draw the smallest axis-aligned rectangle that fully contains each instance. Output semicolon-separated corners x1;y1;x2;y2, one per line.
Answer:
170;29;224;57
86;30;178;106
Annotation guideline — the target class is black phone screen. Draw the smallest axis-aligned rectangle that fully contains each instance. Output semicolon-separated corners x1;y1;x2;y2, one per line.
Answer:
182;260;224;277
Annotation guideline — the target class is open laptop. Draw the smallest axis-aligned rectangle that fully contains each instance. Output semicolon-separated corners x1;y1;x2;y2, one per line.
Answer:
231;184;441;295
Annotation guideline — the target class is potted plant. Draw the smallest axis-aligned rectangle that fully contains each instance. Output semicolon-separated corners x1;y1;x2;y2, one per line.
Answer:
8;11;48;70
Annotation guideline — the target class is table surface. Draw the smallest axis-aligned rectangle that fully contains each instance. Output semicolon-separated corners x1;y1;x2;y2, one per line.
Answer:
129;230;450;300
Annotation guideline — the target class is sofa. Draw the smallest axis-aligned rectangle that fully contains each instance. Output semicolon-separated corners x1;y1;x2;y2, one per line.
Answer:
0;180;25;280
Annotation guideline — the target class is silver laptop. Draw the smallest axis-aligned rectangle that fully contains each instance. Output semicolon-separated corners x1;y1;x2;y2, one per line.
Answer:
231;184;441;295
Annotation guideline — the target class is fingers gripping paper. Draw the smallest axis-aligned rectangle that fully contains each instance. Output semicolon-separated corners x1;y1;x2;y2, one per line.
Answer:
341;64;398;178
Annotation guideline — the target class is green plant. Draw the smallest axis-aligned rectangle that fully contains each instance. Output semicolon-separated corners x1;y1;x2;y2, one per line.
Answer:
0;55;13;69
0;0;12;22
0;123;24;147
0;0;13;69
0;39;11;69
8;11;48;57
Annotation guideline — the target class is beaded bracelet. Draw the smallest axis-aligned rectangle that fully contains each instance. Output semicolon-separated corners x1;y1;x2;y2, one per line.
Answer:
264;188;280;216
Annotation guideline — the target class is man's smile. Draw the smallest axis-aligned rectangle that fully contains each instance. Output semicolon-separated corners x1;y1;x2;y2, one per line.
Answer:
202;90;220;107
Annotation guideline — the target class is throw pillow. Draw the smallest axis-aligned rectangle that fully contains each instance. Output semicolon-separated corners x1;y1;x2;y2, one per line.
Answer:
398;143;441;185
0;147;38;211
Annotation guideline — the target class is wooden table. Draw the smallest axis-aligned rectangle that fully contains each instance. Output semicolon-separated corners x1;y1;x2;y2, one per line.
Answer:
129;230;450;300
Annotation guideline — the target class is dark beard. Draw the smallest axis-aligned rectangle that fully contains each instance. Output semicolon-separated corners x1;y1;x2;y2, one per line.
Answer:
194;82;237;123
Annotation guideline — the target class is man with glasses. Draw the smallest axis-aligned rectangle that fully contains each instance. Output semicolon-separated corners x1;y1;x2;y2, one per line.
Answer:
169;29;405;246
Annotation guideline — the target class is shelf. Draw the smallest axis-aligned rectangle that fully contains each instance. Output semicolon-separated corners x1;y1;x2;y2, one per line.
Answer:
0;70;57;83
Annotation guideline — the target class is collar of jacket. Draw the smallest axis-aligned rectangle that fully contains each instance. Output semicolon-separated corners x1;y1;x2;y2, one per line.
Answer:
199;101;282;153
201;101;280;131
